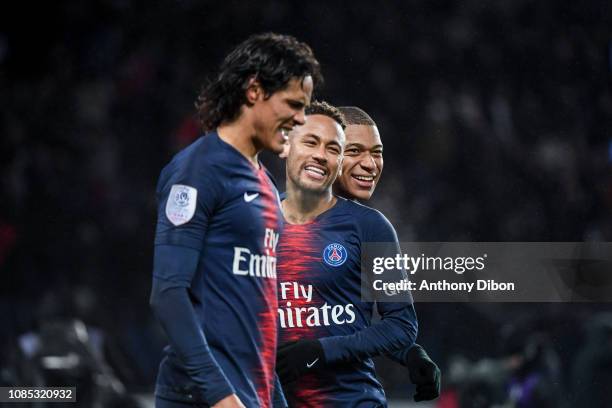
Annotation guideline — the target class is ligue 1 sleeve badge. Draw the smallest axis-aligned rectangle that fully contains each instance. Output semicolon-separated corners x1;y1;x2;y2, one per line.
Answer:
323;243;348;267
166;184;197;226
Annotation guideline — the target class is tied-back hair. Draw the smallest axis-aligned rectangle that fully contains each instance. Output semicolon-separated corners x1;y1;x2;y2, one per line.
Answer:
196;33;323;131
338;106;376;126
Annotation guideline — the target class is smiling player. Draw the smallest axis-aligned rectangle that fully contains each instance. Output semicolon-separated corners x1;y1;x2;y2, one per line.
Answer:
275;101;418;407
336;106;441;402
149;33;321;408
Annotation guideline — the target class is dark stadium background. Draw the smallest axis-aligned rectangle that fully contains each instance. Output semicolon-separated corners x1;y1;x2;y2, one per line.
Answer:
1;1;611;406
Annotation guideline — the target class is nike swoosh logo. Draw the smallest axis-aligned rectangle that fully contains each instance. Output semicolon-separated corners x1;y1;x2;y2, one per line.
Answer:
306;358;319;368
244;192;259;202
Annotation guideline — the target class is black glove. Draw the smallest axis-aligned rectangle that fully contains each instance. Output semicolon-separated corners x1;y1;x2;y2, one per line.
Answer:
406;344;441;402
276;339;325;384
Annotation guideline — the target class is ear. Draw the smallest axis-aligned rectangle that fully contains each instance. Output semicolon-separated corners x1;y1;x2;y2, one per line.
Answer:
245;76;263;105
338;155;344;176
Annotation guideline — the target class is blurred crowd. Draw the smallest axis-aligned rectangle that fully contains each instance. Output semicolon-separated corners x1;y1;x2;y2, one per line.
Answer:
1;0;611;406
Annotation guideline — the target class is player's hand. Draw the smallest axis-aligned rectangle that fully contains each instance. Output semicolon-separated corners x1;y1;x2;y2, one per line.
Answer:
276;339;325;384
211;394;246;408
406;344;441;402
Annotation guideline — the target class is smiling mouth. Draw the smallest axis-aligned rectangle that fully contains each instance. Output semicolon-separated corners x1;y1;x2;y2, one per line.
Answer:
353;175;375;181
304;165;327;180
351;174;376;187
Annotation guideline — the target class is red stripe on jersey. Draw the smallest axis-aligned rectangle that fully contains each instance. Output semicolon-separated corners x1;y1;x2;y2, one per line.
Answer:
277;222;328;408
277;222;323;341
254;168;280;408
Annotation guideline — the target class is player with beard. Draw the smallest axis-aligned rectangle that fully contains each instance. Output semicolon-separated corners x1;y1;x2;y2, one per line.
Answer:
150;33;320;408
275;101;418;407
335;106;441;402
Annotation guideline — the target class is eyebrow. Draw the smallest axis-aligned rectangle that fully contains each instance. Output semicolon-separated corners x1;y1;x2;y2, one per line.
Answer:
346;142;384;150
303;133;320;141
287;98;306;107
327;140;342;149
304;133;342;148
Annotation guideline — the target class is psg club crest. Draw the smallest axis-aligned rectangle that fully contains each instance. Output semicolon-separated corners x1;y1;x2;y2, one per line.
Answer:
166;184;197;226
323;243;348;267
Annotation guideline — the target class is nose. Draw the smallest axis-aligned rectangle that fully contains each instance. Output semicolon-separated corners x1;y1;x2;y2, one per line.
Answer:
312;145;327;164
293;108;306;126
360;153;377;172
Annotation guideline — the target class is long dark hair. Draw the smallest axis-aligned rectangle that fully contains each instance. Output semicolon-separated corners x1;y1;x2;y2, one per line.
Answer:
196;33;323;131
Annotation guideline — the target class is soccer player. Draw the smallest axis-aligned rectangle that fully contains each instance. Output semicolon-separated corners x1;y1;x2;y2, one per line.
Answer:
336;106;441;402
275;101;418;407
149;33;321;408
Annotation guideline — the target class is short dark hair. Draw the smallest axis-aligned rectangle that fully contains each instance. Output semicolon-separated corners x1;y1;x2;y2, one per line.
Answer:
196;33;323;131
338;106;376;126
306;100;346;129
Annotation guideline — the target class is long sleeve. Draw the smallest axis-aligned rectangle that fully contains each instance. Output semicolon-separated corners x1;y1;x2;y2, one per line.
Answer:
150;244;234;406
319;302;418;364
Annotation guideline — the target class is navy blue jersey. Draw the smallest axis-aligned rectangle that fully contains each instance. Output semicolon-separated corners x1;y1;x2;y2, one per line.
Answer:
152;133;283;407
277;197;418;407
